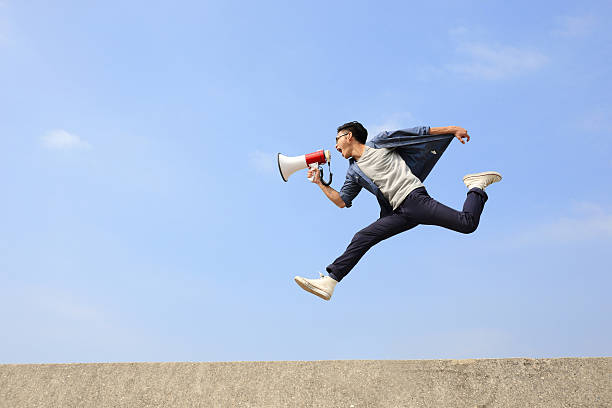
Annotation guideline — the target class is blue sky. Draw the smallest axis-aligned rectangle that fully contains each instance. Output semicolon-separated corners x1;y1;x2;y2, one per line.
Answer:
0;0;610;363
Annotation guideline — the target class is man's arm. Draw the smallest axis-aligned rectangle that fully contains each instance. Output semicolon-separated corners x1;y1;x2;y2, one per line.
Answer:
320;184;346;208
308;168;346;208
430;126;470;144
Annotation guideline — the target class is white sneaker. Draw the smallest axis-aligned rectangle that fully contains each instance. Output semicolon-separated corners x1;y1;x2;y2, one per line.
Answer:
294;273;338;301
463;171;502;191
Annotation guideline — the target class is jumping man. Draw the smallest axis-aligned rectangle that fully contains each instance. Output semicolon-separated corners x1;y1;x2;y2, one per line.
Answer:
294;121;502;301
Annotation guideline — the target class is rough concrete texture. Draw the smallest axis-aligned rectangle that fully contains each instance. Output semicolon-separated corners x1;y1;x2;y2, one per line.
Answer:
0;358;610;407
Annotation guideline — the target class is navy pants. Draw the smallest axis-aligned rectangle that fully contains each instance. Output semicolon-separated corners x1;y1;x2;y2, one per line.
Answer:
326;187;488;282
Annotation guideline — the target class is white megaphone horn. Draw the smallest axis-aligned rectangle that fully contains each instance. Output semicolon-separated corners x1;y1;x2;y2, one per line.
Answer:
277;149;333;186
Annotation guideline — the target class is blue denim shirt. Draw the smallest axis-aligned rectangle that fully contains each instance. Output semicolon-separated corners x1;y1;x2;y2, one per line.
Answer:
338;126;454;218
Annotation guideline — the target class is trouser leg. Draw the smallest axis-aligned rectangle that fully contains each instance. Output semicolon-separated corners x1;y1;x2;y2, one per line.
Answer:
401;187;488;234
326;214;417;282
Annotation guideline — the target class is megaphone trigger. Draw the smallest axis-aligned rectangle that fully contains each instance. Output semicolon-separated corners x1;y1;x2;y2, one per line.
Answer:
306;163;318;182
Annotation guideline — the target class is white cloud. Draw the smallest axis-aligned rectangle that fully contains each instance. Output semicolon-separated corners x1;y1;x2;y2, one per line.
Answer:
41;129;91;150
369;112;416;137
248;150;276;174
579;106;611;134
447;42;548;80
506;202;612;247
552;15;597;37
448;26;469;38
418;27;548;81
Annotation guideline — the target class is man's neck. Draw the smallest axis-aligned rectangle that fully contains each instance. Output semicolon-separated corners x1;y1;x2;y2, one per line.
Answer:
351;143;366;161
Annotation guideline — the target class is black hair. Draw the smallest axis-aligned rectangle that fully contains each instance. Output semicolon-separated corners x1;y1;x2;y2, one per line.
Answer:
337;121;368;144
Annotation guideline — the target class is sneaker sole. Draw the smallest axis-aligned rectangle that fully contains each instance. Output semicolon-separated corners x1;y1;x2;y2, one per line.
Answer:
463;171;502;183
294;277;331;301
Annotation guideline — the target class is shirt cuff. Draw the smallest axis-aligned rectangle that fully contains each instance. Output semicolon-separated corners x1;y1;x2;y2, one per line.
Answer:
339;192;352;208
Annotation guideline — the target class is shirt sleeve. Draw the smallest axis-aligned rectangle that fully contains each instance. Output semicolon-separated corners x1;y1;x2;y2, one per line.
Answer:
338;172;362;208
369;126;431;146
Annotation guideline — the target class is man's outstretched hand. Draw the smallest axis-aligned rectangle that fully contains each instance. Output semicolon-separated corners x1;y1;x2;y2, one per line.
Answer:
430;126;470;144
454;127;470;144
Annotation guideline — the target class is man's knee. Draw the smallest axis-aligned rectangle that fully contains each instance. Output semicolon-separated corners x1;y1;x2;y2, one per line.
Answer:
352;228;382;245
458;222;478;234
352;230;372;244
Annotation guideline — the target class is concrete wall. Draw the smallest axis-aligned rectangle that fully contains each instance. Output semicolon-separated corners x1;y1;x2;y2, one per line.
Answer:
0;358;610;407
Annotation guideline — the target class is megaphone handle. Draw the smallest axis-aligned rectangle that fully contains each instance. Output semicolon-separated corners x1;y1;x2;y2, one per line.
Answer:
307;163;318;182
320;161;333;186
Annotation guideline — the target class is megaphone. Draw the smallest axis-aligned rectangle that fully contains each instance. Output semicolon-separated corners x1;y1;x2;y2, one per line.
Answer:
277;149;333;186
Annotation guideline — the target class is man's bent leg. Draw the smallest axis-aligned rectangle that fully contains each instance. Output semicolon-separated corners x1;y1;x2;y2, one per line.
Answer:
461;188;488;231
326;214;417;282
401;187;488;234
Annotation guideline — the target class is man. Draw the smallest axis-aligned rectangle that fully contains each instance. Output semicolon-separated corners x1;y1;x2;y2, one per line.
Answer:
294;121;501;301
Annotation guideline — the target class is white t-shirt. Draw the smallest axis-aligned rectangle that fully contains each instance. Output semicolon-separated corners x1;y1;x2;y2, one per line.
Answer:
356;146;424;210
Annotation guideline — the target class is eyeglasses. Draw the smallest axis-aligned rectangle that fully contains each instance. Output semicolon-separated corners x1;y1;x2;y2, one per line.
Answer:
335;132;349;143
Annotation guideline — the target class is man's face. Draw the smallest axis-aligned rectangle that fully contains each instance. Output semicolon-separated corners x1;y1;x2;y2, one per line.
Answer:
335;130;351;159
